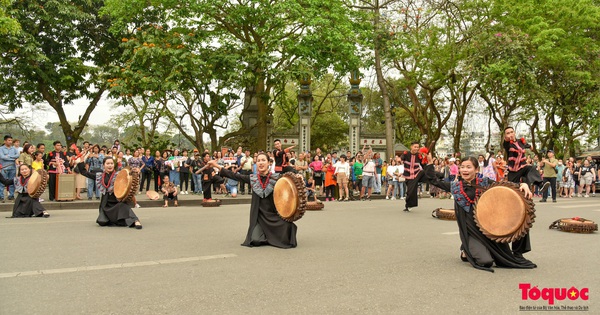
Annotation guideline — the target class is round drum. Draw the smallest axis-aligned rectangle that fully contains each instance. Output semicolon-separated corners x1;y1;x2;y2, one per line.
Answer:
114;167;140;202
432;208;456;221
474;182;535;243
27;169;48;199
549;217;598;234
146;190;160;200
273;172;307;222
202;199;221;207
306;201;324;211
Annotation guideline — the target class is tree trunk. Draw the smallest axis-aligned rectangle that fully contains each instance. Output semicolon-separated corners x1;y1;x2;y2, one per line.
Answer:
255;74;268;151
373;4;394;160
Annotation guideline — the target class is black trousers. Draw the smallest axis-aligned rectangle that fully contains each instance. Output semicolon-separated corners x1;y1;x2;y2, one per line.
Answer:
141;171;152;192
405;171;425;209
542;177;557;201
239;170;252;193
180;172;189;191
48;173;57;201
203;175;224;200
507;165;543;187
507;166;535;255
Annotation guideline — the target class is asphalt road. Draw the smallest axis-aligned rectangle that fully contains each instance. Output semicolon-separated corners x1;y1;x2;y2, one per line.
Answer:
0;197;598;314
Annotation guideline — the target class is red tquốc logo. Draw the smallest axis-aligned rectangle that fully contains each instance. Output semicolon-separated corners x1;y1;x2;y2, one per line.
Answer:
520;283;589;305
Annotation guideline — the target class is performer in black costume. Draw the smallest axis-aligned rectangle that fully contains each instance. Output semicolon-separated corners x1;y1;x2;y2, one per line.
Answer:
206;153;297;248
272;139;296;174
503;127;548;258
78;157;142;229
0;164;49;218
197;152;225;202
425;155;537;272
43;141;69;201
400;141;427;212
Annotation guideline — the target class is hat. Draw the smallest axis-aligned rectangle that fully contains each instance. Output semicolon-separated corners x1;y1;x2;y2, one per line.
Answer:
547;149;554;153
193;149;199;152
449;158;456;162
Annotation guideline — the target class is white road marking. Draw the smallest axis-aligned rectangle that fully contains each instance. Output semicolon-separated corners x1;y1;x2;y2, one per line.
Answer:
442;232;459;235
0;254;237;279
556;204;600;209
0;219;90;226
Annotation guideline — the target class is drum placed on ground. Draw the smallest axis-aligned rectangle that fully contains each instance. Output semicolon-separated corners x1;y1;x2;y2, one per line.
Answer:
114;167;140;203
27;169;48;199
146;190;160;200
549;217;598;234
202;199;221;207
432;208;456;221
306;201;324;211
474;182;536;243
273;172;307;222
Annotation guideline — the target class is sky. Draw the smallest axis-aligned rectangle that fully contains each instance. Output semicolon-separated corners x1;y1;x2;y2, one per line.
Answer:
9;98;120;132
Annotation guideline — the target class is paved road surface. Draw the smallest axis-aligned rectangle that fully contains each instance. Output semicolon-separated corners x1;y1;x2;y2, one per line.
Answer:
1;197;598;314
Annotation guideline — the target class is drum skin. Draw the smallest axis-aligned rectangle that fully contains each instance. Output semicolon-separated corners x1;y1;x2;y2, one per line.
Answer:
549;217;598;234
432;208;456;221
474;182;535;243
146;190;160;200
273;172;306;222
27;170;48;199
114;168;140;202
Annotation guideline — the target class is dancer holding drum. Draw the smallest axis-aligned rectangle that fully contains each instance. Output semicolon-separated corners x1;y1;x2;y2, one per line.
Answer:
425;155;537;272
78;157;142;229
205;152;301;248
0;164;49;218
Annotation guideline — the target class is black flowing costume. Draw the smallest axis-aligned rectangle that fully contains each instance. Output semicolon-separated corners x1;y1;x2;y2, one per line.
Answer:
401;152;426;209
79;165;140;227
219;168;297;248
425;165;536;272
503;139;540;255
0;173;46;218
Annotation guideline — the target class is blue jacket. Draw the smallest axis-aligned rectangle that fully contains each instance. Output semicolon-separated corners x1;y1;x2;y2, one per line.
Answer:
0;145;20;169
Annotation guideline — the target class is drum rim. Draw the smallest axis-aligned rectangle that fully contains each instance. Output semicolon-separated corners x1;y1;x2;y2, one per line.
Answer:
114;168;132;200
27;171;41;195
273;172;307;222
27;170;47;198
474;181;536;243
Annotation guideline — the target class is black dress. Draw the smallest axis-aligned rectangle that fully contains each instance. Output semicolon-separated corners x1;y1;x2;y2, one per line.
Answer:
79;166;140;227
0;173;46;218
425;165;536;272
219;168;297;248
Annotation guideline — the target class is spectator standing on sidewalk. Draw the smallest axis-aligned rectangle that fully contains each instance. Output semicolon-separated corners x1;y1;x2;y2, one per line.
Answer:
585;156;596;197
239;150;253;195
360;147;376;201
539;150;558;202
0;135;20;202
578;159;596;198
373;152;383;194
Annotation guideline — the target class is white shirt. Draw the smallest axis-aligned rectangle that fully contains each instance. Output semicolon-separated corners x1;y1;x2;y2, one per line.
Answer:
334;161;350;176
363;160;376;173
386;165;398;180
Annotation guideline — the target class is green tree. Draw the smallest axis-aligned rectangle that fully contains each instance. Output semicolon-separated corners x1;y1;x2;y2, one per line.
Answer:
0;0;122;144
490;0;600;157
0;0;20;35
384;1;470;151
102;5;244;151
104;0;364;151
